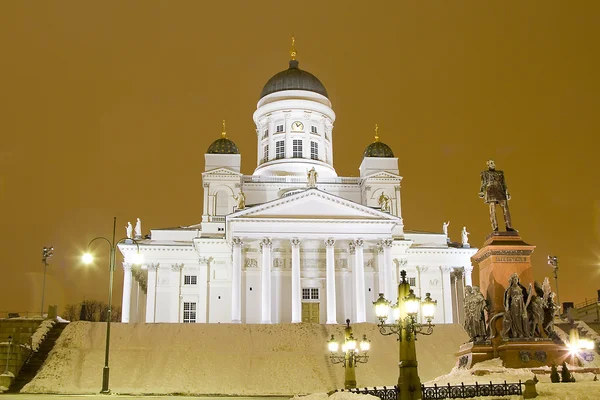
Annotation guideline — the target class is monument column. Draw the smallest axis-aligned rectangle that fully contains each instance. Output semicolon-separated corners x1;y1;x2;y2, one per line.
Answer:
353;239;366;323
121;263;133;323
325;238;337;324
260;238;273;324
291;238;302;323
231;237;243;323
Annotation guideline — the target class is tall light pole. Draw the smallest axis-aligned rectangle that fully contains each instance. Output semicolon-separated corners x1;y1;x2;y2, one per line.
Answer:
81;217;143;394
327;319;370;389
548;255;560;313
41;246;54;318
373;270;437;400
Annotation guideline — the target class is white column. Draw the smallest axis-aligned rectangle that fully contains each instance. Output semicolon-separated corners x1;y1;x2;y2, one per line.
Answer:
260;238;272;324
171;264;183;323
145;264;158;323
464;266;473;286
376;243;385;296
325;238;337;324
231;237;243;323
291;238;301;323
440;266;453;323
121;263;133;323
382;239;395;321
202;183;209;221
353;239;366;323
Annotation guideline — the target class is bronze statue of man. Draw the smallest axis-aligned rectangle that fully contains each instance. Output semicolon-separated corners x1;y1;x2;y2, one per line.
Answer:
479;160;515;232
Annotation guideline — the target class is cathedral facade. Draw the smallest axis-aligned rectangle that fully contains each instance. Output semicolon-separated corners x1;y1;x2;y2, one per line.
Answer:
118;45;476;325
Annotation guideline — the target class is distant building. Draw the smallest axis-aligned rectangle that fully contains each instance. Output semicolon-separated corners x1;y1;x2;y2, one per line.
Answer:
118;44;476;324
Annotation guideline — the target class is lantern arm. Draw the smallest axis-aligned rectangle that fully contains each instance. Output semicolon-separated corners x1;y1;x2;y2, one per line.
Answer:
377;322;402;338
354;353;370;364
329;353;347;365
412;321;435;336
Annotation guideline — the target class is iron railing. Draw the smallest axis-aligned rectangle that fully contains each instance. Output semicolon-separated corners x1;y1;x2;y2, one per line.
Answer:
338;381;523;399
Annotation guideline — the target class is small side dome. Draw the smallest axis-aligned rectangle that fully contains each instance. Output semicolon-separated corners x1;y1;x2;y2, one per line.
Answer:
207;120;240;154
363;124;394;158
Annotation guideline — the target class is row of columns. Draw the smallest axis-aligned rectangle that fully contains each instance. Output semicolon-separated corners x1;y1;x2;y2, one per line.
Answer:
230;237;395;324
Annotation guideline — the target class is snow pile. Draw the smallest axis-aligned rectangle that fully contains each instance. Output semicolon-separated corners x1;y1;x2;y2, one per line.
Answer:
292;392;378;400
577;321;600;344
29;319;56;351
22;321;468;395
56;316;69;323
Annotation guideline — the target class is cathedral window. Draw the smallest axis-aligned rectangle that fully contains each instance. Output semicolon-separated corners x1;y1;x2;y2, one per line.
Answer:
311;126;318;134
310;141;319;160
275;141;285;159
302;288;319;300
276;124;284;133
292;139;303;158
263;144;269;163
263;129;268;139
183;302;197;323
184;275;197;285
408;277;416;287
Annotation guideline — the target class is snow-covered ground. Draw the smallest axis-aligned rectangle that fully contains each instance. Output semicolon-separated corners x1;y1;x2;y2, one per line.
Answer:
22;321;468;395
29;319;56;351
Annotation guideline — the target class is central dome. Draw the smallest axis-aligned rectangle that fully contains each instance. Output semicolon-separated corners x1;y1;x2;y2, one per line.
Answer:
260;60;328;99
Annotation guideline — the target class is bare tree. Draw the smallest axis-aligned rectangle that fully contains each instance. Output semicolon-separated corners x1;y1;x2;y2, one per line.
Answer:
62;303;80;321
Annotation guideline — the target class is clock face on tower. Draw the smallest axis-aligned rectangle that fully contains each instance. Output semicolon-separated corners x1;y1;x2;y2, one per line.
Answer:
291;121;304;132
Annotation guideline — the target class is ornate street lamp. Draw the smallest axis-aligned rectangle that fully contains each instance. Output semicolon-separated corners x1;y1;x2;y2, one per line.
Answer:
547;255;561;313
41;246;54;318
3;335;12;375
81;217;143;394
327;319;370;389
373;270;437;400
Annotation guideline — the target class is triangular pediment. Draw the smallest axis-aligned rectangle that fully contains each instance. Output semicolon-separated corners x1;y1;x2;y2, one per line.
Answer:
229;189;399;221
202;167;242;177
362;171;402;180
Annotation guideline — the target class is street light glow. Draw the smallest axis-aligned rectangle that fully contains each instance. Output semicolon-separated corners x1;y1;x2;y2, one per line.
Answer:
404;290;420;316
422;292;437;321
374;293;390;320
327;335;339;353
131;252;144;265
82;252;94;264
359;335;370;352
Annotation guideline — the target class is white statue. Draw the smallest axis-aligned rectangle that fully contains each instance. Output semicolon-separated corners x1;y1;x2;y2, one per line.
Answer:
461;226;470;246
233;191;246;210
126;222;133;239
134;218;142;239
307;168;318;188
442;221;450;238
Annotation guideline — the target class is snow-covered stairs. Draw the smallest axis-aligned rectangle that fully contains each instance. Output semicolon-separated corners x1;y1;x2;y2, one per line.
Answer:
6;322;68;393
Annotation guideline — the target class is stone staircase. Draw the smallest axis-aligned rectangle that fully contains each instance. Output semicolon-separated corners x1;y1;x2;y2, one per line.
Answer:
6;322;68;393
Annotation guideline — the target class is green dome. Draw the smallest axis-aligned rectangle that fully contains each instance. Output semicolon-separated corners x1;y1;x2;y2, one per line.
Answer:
363;141;394;158
260;60;328;99
207;137;239;154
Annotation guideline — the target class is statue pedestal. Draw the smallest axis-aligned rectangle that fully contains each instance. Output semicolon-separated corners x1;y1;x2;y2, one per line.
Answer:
456;231;569;369
472;231;535;316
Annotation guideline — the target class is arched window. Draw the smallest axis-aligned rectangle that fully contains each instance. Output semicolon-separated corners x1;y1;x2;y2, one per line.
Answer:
215;191;231;215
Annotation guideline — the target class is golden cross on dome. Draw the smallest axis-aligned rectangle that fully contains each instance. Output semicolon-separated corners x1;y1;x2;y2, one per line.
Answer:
221;120;227;138
374;124;380;142
290;36;297;60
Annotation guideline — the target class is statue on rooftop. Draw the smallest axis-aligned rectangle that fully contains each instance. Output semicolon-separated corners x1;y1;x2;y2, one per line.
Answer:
134;218;142;239
479;160;515;232
378;192;391;213
461;226;470;246
307;167;318;188
233;191;246;210
442;221;450;239
126;222;133;239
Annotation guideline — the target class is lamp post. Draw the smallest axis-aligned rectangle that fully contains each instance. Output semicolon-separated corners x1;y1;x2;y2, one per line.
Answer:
373;270;437;400
3;335;12;375
82;217;143;394
327;319;370;389
41;246;54;318
548;255;561;313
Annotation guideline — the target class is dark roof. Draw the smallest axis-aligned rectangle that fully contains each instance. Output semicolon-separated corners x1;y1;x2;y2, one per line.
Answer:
207;137;239;154
260;60;328;99
363;141;394;158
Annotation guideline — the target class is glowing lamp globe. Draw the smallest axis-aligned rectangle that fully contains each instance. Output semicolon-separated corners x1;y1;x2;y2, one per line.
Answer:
404;290;420;316
82;253;94;264
360;335;370;352
346;335;357;351
131;252;144;265
327;335;339;353
374;293;390;320
422;292;437;320
392;304;401;321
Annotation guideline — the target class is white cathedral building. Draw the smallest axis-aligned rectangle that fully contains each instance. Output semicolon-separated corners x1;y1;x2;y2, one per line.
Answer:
118;44;477;325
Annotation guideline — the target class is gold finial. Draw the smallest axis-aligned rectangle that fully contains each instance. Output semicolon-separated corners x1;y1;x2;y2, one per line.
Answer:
374;124;379;142
290;36;297;60
221;120;227;138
